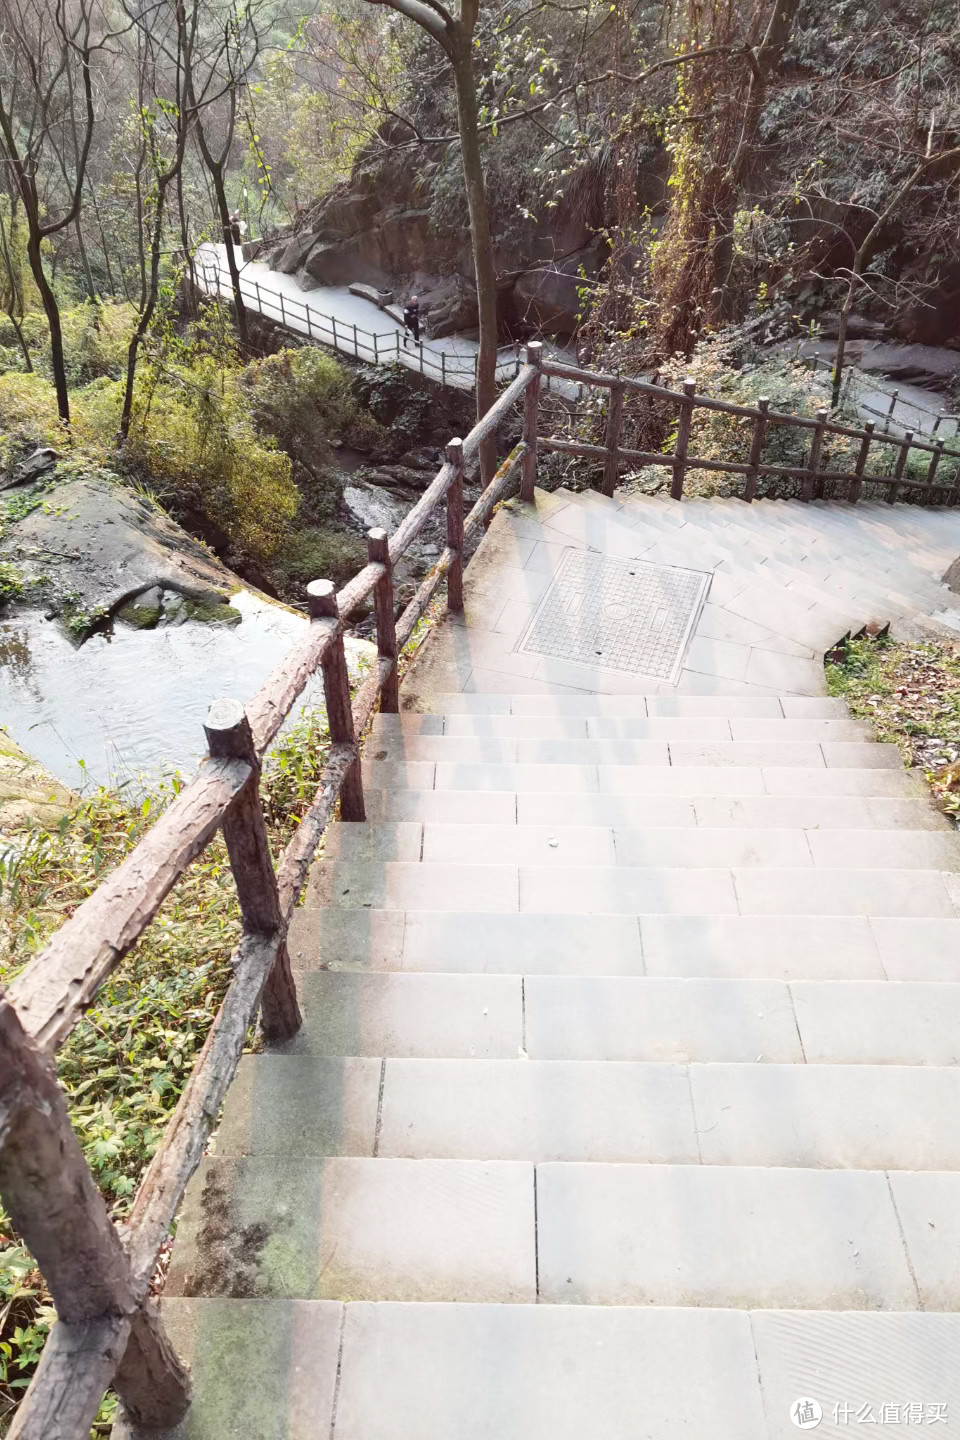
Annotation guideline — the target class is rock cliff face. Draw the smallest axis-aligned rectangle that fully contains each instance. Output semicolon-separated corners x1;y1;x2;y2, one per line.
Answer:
263;129;607;340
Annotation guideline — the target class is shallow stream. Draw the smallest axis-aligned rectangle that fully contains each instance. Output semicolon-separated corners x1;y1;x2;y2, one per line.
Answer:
0;591;366;794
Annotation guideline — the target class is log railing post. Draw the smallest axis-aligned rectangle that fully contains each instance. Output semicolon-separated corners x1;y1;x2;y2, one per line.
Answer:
888;429;914;504
848;420;874;503
307;580;366;822
368;528;400;710
204;699;302;1042
0;999;138;1323
114;1302;192;1430
925;439;946;504
602;381;625;498
521;341;542;503
802;408;828;501
445;439;466;609
744;396;769;503
0;998;192;1431
671;378;695;500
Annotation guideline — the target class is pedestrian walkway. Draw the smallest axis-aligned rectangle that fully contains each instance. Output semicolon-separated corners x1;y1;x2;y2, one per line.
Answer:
137;489;960;1440
195;243;528;388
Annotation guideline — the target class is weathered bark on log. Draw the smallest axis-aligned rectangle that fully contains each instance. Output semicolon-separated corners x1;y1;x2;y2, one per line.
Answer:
307;581;365;822
114;1301;191;1428
7;1315;131;1440
368;529;400;707
205;699;301;1043
445;441;465;605
0;999;136;1321
520;342;542;503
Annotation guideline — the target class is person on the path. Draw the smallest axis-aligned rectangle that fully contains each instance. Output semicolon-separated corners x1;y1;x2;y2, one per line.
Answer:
228;212;246;246
402;295;421;345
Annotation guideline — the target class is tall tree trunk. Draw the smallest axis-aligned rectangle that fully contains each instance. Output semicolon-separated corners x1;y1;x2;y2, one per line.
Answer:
205;158;247;346
27;234;70;424
451;36;498;485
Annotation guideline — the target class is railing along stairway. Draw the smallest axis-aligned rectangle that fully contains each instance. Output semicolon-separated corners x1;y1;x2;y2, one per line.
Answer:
5;342;960;1438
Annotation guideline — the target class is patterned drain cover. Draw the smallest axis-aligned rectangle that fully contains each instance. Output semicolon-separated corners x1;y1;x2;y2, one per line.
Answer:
518;549;710;682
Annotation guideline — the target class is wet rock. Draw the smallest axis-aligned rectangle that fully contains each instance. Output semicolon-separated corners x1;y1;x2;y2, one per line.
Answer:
4;447;59;491
342;483;409;534
1;472;235;637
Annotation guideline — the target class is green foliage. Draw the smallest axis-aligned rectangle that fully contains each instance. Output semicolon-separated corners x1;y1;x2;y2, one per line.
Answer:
267;523;367;593
0;705;338;1421
826;635;960;815
244;346;385;463
0;564;24;606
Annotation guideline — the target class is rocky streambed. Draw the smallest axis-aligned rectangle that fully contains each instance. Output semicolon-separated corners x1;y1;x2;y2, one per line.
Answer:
0;464;374;802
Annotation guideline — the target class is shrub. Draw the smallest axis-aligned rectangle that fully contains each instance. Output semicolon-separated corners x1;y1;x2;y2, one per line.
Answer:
266;523;367;595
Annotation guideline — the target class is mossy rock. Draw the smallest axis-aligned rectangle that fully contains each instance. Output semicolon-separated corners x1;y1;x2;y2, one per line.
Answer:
118;600;162;629
183;599;243;625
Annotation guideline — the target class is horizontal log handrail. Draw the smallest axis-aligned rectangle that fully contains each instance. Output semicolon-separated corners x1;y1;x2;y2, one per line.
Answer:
7;335;960;1437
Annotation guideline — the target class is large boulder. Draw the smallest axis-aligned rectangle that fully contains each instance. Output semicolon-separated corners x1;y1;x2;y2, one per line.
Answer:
512;246;604;336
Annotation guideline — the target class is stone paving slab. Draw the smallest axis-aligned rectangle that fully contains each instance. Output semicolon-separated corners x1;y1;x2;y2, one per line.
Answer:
434;761;601;792
792;982;960;1064
168;1157;535;1303
214;1056;380;1157
597;764;767;794
377;1059;698;1162
692;795;950;830
751;1310;960;1440
887;1172;960;1309
321;821;423;862
333;1303;767;1440
806;829;960;870
361;788;518;823
760;767;925;797
307;860;519;910
870;917;960;980
691;1064;960;1170
733;867;959;917
516;792;699;826
524;976;801;1062
612;827;813;868
288;909;405;971
399;911;644;974
519;864;740;914
535;1163;918;1309
281;973;522;1057
115;1298;343;1440
421;822;617;866
668;741;828;767
639;915;885;980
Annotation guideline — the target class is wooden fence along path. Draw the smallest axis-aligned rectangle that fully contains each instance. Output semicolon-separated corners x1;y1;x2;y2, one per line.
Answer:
5;344;960;1438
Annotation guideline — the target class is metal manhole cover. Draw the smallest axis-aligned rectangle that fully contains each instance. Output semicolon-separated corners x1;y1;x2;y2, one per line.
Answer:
518;549;710;681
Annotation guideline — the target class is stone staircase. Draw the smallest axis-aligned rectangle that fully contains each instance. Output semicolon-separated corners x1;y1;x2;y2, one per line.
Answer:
143;492;960;1440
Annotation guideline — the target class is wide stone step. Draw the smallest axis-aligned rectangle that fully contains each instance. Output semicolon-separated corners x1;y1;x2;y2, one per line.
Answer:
276;972;960;1064
404;692;849;717
361;787;950;830
164;1154;953;1308
288;909;960;980
362;760;922;796
307;859;960;917
215;1054;960;1170
373;712;875;741
535;1162;942;1308
322;820;960;870
140;1298;960;1440
367;734;901;767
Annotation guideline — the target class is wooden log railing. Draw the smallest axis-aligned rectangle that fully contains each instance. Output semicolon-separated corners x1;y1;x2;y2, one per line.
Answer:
533;357;960;504
6;339;960;1437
